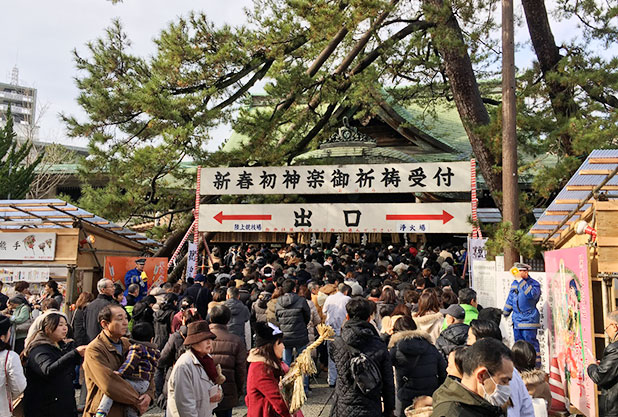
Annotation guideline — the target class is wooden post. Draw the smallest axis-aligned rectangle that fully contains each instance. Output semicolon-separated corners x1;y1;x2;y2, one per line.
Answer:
502;0;519;270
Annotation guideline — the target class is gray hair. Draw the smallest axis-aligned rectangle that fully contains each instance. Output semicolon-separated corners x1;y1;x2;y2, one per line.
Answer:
308;282;320;292
227;286;239;299
96;278;113;294
608;310;618;324
128;283;140;294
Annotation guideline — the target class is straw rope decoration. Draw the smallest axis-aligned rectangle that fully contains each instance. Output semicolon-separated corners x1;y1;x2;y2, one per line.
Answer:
279;324;335;414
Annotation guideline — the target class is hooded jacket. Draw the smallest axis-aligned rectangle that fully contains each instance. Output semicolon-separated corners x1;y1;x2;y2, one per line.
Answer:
275;292;310;348
432;376;505;417
388;330;447;417
435;323;469;360
412;312;444;344
588;340;618;417
329;319;395;417
224;298;251;341
252;291;272;324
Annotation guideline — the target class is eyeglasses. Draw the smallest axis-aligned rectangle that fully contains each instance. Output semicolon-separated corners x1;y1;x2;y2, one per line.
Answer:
604;324;616;333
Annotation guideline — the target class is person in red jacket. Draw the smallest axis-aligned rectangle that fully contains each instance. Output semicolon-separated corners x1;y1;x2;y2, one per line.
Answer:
246;322;296;417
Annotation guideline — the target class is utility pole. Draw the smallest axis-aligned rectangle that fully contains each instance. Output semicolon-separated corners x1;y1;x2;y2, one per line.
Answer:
502;0;519;269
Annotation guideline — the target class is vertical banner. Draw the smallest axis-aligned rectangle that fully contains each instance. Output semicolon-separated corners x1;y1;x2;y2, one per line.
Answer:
194;166;201;276
186;242;198;280
467;237;487;286
544;246;595;417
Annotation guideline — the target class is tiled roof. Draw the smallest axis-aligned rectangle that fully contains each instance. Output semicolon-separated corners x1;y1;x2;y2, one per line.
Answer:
529;149;618;242
0;199;160;247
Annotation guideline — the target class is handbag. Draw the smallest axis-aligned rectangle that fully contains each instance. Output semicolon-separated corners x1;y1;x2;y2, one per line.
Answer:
4;351;23;417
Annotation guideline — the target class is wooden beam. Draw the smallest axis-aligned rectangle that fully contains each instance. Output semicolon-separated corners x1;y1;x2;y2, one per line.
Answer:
567;185;618;191
544;210;584;216
580;169;615;175
1;207;78;213
0;201;68;208
590;158;618;164
537;220;574;226
9;205;71;229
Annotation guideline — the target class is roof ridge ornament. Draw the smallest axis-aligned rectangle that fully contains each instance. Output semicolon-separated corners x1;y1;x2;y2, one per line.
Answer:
320;117;377;149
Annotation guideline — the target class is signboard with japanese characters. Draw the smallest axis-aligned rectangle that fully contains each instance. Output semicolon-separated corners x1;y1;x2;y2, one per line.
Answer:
0;267;50;283
199;202;471;233
0;233;57;261
200;162;471;195
186;242;198;279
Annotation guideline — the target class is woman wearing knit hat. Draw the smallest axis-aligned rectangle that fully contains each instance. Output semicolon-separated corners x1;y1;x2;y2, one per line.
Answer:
246;322;299;417
0;315;26;416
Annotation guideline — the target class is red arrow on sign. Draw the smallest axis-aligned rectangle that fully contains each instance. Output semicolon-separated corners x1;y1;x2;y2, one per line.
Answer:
213;211;272;224
385;210;454;225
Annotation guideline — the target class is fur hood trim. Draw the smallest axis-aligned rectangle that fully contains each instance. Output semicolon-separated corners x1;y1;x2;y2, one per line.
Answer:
388;329;433;348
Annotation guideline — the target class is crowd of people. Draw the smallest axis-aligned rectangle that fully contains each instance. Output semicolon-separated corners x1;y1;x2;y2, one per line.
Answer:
0;242;617;417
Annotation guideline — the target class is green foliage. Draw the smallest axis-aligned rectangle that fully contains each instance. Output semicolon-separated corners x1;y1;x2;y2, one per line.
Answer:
0;107;43;199
484;221;538;260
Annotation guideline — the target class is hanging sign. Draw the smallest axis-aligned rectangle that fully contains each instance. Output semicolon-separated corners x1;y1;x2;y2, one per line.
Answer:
186;242;198;280
0;232;56;261
0;266;50;283
199;202;471;233
200;162;471;195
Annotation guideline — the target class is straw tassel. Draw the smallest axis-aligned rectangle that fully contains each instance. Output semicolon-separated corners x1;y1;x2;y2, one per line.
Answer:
280;324;335;414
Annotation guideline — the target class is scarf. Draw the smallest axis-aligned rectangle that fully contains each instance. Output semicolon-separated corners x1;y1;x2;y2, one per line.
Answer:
191;348;218;382
23;331;58;358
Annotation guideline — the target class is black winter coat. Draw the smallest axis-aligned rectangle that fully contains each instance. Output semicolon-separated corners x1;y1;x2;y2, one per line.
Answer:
132;301;155;327
435;322;469;361
84;294;114;342
388;330;447;417
275;293;310;348
224;298;250;341
588;340;618;417
23;342;82;417
153;307;175;350
72;307;88;346
329;319;395;417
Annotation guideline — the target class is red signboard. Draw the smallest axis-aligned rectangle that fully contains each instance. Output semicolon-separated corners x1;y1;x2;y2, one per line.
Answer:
104;257;168;289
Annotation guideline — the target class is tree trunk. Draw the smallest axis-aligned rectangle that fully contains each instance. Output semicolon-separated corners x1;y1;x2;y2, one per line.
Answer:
423;0;502;210
521;0;578;155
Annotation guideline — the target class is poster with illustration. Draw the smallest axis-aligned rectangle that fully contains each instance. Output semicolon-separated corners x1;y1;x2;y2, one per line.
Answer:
544;246;595;417
104;257;168;289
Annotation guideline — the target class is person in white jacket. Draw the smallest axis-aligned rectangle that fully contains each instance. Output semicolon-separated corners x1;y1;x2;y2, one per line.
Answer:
0;315;26;417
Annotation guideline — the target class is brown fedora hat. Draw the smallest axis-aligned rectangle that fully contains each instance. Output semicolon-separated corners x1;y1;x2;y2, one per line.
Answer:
183;320;216;345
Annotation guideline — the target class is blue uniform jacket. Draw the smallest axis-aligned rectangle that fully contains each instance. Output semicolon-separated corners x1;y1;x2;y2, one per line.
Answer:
124;268;148;302
503;277;541;329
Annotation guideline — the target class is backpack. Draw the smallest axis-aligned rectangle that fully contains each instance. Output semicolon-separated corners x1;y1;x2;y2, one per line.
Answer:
345;344;382;394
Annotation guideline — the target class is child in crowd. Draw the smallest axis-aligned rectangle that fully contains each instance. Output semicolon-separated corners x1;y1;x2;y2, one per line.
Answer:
521;369;552;417
95;323;161;417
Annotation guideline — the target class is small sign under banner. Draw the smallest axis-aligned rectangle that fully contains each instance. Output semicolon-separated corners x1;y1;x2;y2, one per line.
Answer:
200;162;471;195
0;233;56;261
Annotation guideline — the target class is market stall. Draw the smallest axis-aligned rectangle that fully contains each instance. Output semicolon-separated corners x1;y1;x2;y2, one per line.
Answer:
0;199;160;312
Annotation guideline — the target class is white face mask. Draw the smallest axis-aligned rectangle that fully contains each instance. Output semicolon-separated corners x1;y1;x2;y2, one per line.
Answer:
481;373;511;407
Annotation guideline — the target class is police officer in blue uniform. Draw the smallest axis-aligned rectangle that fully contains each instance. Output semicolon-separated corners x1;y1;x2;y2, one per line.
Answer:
124;258;148;302
503;262;542;367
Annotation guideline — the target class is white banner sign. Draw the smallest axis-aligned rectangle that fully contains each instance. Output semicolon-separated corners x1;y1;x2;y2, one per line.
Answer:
0;233;56;261
200;162;471;195
199;203;471;233
186;242;198;280
0;266;50;283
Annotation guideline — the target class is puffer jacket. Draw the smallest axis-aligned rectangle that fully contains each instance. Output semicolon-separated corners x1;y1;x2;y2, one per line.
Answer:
210;323;247;412
329;319;395;417
588;340;618;417
275;293;310;348
224;298;251;340
266;297;279;326
153;307;175;350
388;330;447;417
435;323;469;360
503;277;541;329
251;291;272;324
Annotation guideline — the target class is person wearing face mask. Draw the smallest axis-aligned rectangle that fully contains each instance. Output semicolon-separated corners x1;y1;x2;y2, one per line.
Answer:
587;310;618;417
432;338;513;416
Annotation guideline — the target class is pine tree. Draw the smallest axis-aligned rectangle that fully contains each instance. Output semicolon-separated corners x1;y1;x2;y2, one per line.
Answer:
0;106;43;199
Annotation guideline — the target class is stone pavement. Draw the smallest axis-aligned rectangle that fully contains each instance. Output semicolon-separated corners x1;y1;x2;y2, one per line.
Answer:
143;373;334;417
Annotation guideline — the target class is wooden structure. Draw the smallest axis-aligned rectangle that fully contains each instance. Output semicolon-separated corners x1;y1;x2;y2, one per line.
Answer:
0;199;159;310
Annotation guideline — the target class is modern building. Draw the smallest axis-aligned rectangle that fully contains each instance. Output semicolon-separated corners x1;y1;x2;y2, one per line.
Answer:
0;80;36;129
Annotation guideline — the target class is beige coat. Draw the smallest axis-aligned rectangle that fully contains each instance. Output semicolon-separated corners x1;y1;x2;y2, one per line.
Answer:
412;312;444;343
166;349;220;417
83;332;154;417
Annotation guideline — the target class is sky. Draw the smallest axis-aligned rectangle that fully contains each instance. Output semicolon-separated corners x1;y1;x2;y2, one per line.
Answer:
0;1;585;152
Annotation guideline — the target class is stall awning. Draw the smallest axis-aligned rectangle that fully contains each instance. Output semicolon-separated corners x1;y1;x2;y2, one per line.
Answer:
0;199;160;248
529;149;618;243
